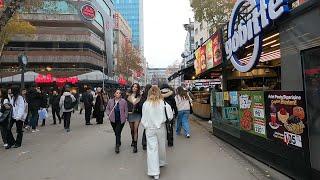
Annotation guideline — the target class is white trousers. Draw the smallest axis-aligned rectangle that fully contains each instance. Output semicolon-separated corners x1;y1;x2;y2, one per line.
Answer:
146;124;167;176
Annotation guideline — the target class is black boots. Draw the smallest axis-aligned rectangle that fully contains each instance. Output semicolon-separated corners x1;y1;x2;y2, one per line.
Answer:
133;141;137;153
115;145;120;154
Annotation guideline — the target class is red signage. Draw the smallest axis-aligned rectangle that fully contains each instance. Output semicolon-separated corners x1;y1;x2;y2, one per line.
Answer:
0;0;4;8
81;4;96;20
35;74;79;86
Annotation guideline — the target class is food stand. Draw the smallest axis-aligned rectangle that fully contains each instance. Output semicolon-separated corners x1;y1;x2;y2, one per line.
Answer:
190;0;320;179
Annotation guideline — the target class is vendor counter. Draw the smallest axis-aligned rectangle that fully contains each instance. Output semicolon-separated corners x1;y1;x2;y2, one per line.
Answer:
192;101;211;119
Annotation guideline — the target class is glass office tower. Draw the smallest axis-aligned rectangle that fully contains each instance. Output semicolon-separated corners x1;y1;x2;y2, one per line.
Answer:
114;0;144;50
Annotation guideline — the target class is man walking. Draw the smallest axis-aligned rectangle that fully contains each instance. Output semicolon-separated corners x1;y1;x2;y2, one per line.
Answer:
49;90;61;125
82;87;94;125
59;87;76;132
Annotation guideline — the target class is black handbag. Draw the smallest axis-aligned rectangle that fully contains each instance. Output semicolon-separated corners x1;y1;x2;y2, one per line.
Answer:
189;100;193;114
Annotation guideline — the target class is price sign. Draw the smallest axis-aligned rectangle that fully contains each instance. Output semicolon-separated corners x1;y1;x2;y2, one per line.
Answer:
284;132;302;148
254;124;266;135
239;95;251;109
253;108;264;119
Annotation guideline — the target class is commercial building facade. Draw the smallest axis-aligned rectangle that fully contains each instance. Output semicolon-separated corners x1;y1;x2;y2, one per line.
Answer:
0;0;115;81
114;0;144;50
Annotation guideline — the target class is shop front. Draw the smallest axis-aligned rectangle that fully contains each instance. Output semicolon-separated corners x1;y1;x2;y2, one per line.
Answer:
207;0;320;179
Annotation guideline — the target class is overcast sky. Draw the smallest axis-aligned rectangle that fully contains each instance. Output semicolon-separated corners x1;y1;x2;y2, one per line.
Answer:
144;0;194;68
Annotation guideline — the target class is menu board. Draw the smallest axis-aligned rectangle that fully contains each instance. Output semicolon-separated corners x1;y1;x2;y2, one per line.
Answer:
239;91;266;137
194;49;202;75
265;91;308;148
194;32;222;75
206;39;214;69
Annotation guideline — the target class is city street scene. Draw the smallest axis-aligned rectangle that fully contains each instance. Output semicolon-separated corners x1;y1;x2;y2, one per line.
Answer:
0;0;319;180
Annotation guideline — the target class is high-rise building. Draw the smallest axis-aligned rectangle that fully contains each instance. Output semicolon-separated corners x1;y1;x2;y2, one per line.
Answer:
114;0;144;50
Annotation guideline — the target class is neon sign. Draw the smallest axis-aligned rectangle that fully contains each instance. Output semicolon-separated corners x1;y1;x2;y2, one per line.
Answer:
35;74;79;84
81;4;96;21
225;0;289;72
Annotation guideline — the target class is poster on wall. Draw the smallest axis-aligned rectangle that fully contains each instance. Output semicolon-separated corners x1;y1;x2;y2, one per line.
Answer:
229;91;238;105
239;91;266;137
216;92;224;107
265;91;308;148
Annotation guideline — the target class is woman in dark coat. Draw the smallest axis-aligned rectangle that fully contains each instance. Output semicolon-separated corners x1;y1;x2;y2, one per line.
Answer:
0;89;11;149
93;87;105;124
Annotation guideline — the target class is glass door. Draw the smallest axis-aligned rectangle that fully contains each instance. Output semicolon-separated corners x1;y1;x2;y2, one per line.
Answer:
302;47;320;173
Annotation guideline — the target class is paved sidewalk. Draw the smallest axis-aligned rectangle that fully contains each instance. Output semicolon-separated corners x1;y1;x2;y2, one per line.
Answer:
0;112;290;180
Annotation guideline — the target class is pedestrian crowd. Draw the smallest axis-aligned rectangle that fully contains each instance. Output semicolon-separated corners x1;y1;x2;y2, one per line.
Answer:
0;83;193;180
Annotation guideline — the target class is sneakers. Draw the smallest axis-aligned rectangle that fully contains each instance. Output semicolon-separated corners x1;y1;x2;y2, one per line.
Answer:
32;129;40;133
186;134;190;138
154;175;159;179
3;144;8;147
66;129;70;132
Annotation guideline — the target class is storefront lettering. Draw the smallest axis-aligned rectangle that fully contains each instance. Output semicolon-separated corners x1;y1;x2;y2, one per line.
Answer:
81;4;96;21
225;0;289;72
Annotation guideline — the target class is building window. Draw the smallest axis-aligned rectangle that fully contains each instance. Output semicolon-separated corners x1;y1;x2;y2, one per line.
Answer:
200;22;203;30
200;38;203;45
195;28;198;35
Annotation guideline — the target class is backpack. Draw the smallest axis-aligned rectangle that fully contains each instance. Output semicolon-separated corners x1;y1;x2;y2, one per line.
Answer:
64;95;75;110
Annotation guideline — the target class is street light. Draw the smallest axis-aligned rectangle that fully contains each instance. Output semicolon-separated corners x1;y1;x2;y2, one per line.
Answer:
18;53;28;90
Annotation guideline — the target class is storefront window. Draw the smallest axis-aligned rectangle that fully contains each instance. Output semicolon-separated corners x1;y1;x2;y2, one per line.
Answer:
95;12;104;27
302;47;320;172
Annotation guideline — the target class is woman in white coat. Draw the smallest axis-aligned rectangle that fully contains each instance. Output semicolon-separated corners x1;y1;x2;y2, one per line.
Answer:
6;87;26;149
141;86;173;180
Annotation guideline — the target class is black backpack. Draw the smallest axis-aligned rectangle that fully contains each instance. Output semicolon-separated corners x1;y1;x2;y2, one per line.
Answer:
64;95;75;110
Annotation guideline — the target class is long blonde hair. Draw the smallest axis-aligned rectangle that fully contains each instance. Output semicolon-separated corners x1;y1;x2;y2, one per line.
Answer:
147;86;163;105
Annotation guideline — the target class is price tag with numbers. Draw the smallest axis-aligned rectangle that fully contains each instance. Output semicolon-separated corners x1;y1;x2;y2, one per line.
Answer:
284;132;302;148
254;124;266;135
253;108;265;119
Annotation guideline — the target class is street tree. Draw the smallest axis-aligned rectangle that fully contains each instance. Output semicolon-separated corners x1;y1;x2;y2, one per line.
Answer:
116;43;143;80
0;14;35;56
190;0;235;29
0;0;43;56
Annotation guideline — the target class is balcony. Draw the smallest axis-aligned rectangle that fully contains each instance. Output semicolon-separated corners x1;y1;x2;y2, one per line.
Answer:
11;27;105;50
0;48;105;68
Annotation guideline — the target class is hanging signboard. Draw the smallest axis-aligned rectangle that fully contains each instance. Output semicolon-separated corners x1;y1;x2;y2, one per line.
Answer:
225;0;290;72
0;0;4;8
239;91;266;137
81;4;96;21
194;32;223;75
265;91;308;149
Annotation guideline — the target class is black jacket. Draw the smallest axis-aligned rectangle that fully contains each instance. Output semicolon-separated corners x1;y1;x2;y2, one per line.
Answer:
82;91;94;108
49;94;60;109
161;88;178;116
27;89;42;111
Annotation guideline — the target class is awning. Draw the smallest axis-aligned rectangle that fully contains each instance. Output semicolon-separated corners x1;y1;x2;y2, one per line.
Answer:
0;71;39;83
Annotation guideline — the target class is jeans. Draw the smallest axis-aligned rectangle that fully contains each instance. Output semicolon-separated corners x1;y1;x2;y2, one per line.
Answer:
84;107;92;124
0;120;8;144
52;107;61;124
111;121;125;146
176;110;190;136
29;110;39;130
7;119;23;146
63;112;72;130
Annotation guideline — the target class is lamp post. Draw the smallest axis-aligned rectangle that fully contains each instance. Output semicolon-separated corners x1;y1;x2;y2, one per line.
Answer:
18;53;28;90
